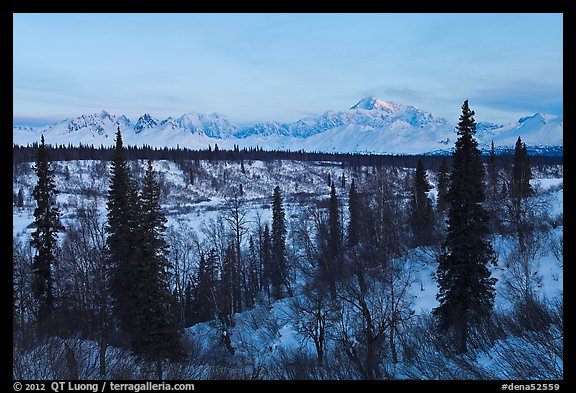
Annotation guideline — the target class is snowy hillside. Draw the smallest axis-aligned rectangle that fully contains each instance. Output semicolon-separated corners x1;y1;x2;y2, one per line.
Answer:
485;113;563;147
13;97;563;154
13;156;563;379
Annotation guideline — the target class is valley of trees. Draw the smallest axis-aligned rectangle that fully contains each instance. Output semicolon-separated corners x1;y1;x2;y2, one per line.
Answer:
12;101;563;380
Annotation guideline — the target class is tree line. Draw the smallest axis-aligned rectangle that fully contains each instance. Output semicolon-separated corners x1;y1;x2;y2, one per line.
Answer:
12;140;562;169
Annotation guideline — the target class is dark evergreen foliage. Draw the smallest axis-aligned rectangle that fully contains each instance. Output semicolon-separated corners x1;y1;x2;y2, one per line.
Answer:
261;224;272;302
328;183;343;284
436;157;449;213
347;179;360;247
183;281;194;328
433;101;497;354
30;135;63;325
487;141;498;200
193;250;218;324
13;142;562;169
410;159;434;246
131;160;184;364
271;186;287;299
511;137;534;198
317;183;344;298
328;182;342;261
509;137;535;253
17;188;24;208
106;128;140;345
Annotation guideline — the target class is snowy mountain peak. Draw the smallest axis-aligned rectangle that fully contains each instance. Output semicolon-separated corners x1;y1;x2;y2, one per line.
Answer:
12;100;563;155
174;112;238;139
134;113;159;134
99;110;112;119
519;113;547;124
350;96;397;111
14;124;35;132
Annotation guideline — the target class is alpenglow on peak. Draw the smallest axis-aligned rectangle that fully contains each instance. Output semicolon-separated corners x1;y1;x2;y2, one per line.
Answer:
350;96;397;111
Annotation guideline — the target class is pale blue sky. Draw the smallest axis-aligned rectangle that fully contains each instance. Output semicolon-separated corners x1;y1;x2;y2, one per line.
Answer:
13;13;563;126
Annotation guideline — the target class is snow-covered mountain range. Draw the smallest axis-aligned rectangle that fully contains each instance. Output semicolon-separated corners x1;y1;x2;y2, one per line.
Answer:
13;97;563;155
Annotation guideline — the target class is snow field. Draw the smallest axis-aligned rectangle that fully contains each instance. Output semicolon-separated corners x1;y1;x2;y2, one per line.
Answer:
13;158;563;379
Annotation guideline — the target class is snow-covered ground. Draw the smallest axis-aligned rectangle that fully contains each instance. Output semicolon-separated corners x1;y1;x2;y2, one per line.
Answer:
13;158;563;379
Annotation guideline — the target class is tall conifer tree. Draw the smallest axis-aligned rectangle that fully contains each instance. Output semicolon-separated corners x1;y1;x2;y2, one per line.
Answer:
132;160;184;378
262;224;272;302
487;141;498;200
271;186;287;299
183;281;194;327
328;182;343;269
319;182;343;298
106;128;140;343
17;188;24;208
433;101;497;354
510;137;534;253
347;179;360;247
512;137;533;198
410;159;433;246
193;251;217;324
31;135;63;326
437;157;450;213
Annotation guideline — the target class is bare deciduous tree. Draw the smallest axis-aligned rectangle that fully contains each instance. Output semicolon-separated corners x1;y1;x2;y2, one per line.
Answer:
223;192;250;312
289;288;338;367
59;200;109;376
166;223;200;327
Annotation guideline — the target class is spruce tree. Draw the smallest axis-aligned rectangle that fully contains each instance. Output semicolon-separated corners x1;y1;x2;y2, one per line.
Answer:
30;135;63;326
132;160;184;377
106;128;140;344
271;186;287;299
521;143;533;195
193;251;217;324
437;157;449;213
410;159;434;246
487;141;498;200
328;182;343;276
433;100;497;354
328;183;342;248
510;137;534;253
261;224;272;302
17;188;24;208
246;236;258;306
347;179;360;247
317;182;344;298
183;281;194;327
512;137;533;198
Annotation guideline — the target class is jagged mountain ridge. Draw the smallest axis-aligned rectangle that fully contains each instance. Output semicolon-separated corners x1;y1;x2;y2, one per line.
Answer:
13;97;563;154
